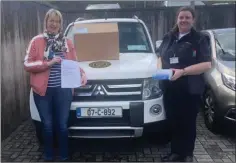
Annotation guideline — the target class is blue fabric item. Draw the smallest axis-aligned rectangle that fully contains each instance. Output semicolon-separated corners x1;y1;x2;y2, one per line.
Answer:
33;87;72;161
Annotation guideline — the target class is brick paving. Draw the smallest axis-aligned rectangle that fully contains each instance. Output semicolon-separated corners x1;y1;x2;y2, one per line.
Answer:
1;113;235;162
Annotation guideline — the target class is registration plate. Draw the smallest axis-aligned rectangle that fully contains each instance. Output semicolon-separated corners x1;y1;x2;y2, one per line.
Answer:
76;107;122;118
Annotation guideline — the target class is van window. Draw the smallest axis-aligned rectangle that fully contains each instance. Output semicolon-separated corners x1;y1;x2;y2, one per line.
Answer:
66;22;152;53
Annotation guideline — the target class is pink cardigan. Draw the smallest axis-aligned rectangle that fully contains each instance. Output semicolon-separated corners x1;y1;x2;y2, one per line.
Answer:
24;34;84;96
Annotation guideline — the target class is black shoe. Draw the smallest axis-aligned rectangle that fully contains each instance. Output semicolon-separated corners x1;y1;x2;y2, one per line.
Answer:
161;153;183;162
183;156;194;162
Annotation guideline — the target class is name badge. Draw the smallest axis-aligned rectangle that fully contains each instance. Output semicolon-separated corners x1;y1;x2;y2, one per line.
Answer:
170;57;179;64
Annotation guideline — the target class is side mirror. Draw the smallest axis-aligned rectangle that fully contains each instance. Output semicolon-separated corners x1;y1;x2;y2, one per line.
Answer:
155;40;162;54
155;47;160;53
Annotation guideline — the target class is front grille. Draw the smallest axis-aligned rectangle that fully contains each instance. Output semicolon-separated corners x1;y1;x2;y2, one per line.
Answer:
73;79;143;101
68;109;130;127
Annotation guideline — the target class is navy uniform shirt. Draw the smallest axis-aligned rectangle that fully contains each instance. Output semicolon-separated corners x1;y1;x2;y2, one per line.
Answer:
158;28;211;95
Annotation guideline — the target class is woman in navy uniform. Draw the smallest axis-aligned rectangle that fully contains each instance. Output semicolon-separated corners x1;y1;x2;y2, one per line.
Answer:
157;6;212;162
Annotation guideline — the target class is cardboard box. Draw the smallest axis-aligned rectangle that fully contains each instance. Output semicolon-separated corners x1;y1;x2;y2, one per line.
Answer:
74;23;120;62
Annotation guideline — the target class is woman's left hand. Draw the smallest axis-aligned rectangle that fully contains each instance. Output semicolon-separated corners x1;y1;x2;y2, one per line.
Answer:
81;73;87;86
171;69;184;81
79;68;87;86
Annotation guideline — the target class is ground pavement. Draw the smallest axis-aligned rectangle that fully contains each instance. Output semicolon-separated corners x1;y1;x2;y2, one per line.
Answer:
1;113;235;162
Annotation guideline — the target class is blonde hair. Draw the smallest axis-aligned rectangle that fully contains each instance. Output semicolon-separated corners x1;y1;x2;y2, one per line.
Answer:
43;9;63;33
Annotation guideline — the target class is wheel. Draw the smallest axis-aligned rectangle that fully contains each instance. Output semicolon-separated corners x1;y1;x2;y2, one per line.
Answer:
144;130;171;145
203;89;222;133
143;122;171;145
154;130;171;145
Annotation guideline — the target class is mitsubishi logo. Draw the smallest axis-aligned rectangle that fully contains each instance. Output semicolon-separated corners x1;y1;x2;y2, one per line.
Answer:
92;85;106;96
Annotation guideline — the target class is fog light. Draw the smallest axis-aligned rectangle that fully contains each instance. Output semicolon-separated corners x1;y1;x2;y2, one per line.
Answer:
150;104;162;115
225;108;236;121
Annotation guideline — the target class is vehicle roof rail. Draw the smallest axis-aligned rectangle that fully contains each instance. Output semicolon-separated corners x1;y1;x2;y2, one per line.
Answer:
75;17;85;22
133;15;140;22
133;15;139;19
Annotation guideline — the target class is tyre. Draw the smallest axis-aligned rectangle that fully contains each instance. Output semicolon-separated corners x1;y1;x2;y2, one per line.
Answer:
203;89;222;133
143;122;171;145
147;130;171;145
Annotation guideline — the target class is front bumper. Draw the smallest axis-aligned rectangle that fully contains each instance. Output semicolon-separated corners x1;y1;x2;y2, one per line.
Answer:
67;98;166;138
214;84;236;123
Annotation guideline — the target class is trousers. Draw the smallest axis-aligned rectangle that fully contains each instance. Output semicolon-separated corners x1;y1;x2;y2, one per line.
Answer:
163;79;200;156
33;87;72;160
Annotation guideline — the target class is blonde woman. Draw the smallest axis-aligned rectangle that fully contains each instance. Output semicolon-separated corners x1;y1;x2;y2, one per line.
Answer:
24;9;87;161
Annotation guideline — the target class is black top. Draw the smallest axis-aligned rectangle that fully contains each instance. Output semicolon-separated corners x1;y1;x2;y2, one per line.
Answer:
158;28;211;95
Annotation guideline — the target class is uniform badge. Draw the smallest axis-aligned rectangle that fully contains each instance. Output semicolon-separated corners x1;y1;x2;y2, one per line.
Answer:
170;57;179;64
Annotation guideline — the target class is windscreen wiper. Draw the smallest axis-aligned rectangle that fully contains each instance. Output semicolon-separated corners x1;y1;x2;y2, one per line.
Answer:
215;36;226;55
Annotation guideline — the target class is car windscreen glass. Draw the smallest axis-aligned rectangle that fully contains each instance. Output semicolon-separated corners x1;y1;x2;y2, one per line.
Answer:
215;30;235;61
118;22;151;53
66;22;152;53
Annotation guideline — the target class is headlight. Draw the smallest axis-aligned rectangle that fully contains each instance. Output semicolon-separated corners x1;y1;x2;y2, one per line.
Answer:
222;73;235;91
142;78;162;100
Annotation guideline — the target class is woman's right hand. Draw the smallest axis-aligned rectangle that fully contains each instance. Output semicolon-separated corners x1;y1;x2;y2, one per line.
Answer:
47;57;62;66
171;69;184;81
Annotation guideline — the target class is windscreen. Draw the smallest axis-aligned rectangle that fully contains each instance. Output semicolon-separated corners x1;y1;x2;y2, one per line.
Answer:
66;21;152;53
215;29;235;61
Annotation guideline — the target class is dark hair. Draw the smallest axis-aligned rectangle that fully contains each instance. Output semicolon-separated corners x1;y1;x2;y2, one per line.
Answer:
171;6;196;33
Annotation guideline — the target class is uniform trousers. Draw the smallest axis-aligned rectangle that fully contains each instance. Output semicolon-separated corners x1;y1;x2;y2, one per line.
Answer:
163;78;201;156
